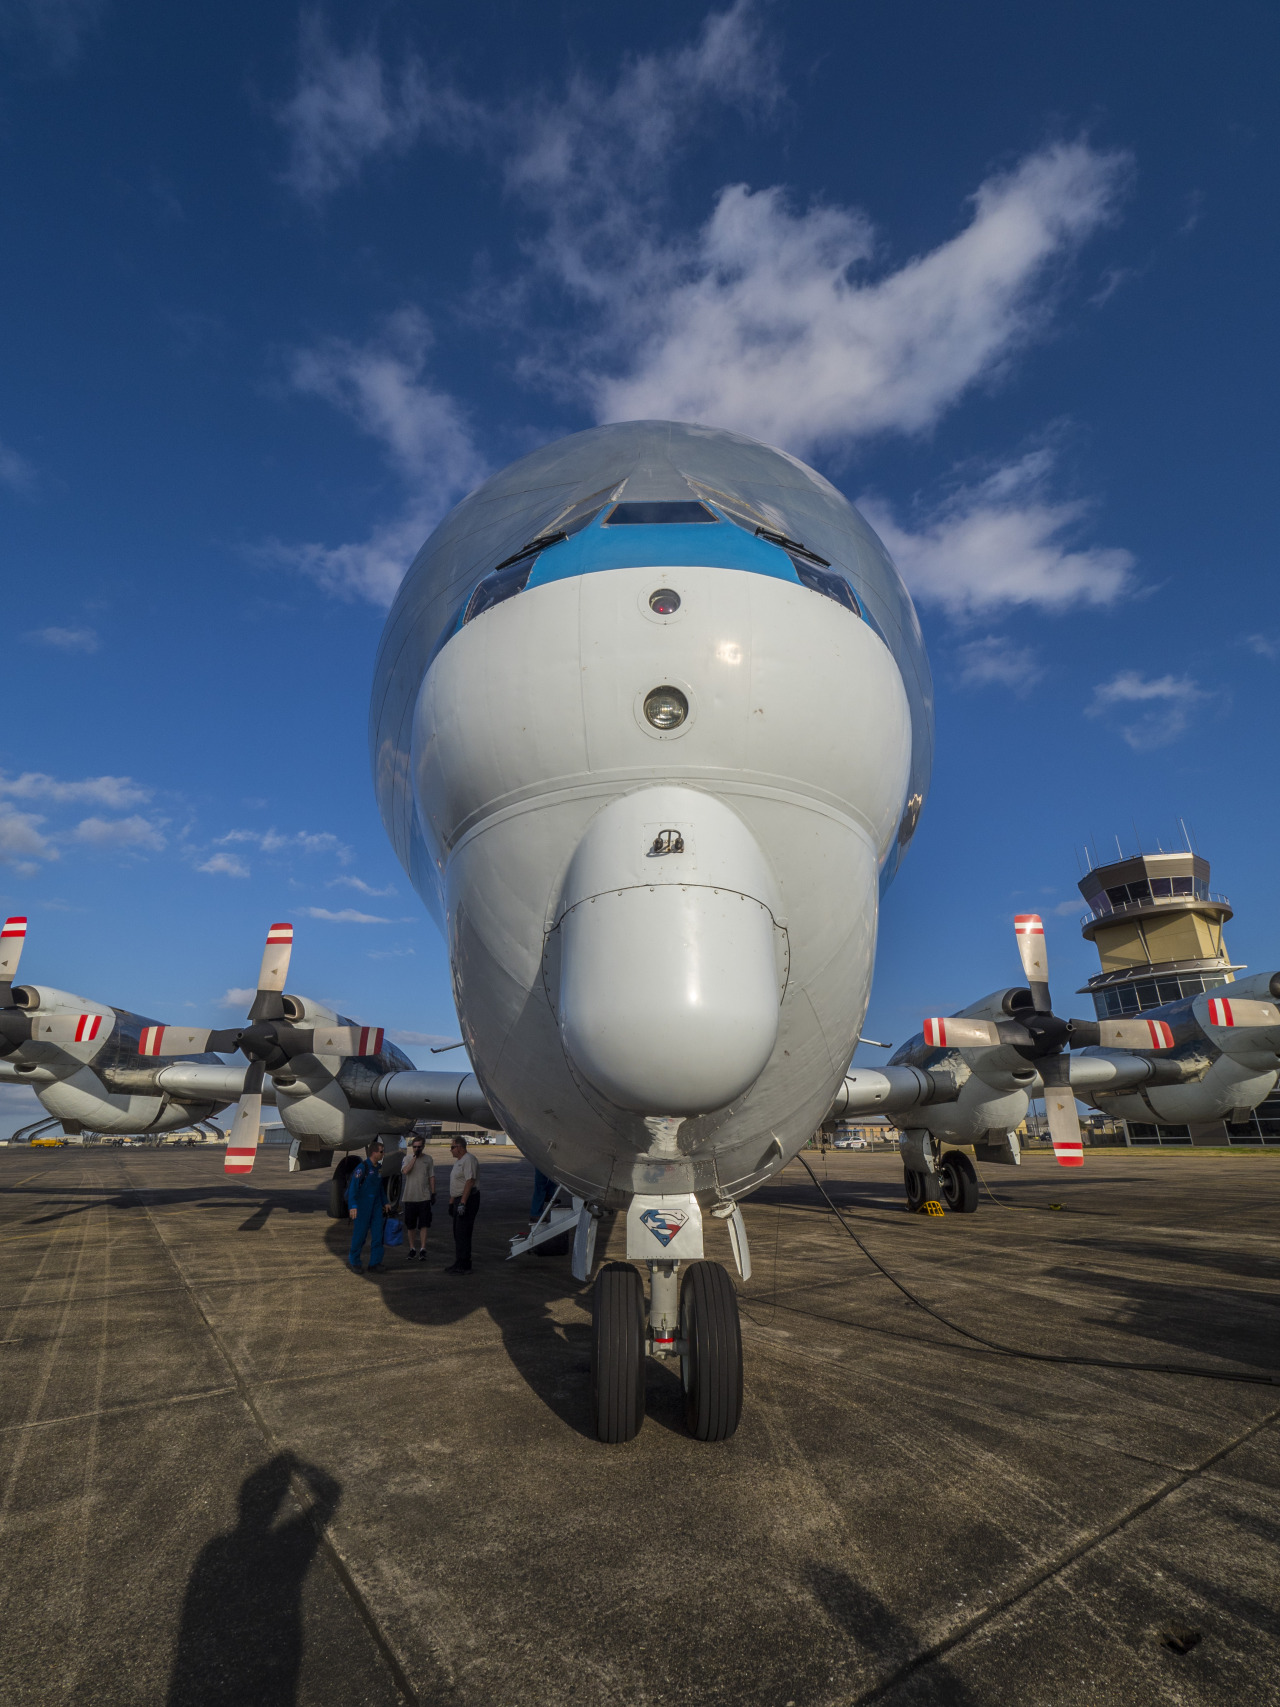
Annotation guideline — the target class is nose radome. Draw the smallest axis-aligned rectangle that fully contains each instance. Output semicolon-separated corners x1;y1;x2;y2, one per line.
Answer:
555;787;782;1115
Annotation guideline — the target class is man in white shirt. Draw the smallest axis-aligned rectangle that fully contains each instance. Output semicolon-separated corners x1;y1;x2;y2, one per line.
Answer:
445;1135;480;1274
400;1134;436;1263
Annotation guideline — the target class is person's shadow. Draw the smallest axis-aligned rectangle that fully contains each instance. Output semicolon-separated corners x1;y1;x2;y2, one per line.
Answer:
166;1453;339;1707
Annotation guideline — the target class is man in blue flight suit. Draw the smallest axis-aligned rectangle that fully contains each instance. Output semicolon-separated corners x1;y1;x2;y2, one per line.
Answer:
347;1137;387;1273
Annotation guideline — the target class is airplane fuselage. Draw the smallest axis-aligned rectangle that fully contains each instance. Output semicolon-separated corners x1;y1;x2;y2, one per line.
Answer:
372;421;934;1207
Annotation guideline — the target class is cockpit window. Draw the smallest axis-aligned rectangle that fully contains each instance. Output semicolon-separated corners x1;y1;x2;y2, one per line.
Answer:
463;558;539;625
790;558;863;618
603;500;718;526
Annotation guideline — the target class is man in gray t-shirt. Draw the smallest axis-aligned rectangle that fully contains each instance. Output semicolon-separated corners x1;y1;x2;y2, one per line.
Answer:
445;1136;480;1274
400;1135;436;1263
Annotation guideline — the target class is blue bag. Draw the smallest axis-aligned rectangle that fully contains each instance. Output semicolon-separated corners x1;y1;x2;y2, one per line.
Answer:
382;1215;404;1247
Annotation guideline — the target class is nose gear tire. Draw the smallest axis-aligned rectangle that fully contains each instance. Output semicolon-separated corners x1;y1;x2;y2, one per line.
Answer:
680;1261;743;1442
591;1262;646;1443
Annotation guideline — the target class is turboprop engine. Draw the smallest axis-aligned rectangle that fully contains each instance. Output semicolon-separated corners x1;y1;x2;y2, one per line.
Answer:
0;915;248;1137
830;911;1280;1211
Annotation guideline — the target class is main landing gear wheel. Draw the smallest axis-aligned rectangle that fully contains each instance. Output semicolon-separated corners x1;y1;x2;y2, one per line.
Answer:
591;1263;646;1444
680;1261;743;1442
939;1151;978;1213
328;1155;358;1219
903;1167;930;1211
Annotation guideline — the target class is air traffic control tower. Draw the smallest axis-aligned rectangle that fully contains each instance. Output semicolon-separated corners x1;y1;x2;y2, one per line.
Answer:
1076;848;1239;1016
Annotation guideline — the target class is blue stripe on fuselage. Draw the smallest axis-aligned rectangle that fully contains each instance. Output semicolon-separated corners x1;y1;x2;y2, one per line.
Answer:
524;516;798;588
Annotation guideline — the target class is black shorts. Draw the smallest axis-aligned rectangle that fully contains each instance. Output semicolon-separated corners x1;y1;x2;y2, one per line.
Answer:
403;1200;433;1230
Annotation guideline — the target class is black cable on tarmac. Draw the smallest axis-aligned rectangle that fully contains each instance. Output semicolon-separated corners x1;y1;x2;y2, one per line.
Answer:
795;1155;1280;1388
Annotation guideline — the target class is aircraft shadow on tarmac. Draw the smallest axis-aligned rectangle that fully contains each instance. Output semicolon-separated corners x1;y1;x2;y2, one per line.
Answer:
1043;1262;1280;1373
166;1452;339;1707
322;1173;701;1440
16;1182;329;1229
803;1562;980;1707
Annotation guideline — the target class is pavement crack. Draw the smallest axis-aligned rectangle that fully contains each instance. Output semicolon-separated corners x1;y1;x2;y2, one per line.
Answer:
846;1399;1280;1706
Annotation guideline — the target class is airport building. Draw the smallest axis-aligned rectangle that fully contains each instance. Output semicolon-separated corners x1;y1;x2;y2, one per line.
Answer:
1077;847;1280;1145
1077;848;1237;1017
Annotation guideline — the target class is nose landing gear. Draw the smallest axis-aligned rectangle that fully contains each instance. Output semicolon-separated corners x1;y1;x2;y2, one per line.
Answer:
589;1255;744;1444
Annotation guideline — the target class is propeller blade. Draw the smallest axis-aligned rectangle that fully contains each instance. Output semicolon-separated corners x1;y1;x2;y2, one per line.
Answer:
923;1017;1001;1049
1040;1056;1083;1166
1098;1017;1175;1050
32;1013;108;1044
138;1025;245;1056
309;1025;385;1057
0;916;27;991
248;923;293;1022
1206;997;1280;1029
1014;914;1051;1012
137;1025;245;1057
224;1060;265;1175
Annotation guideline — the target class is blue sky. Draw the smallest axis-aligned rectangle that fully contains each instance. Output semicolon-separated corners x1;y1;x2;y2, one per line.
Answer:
2;1;1277;1134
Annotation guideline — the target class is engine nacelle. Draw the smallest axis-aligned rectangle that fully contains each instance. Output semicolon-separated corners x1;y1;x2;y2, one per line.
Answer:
1090;1051;1278;1126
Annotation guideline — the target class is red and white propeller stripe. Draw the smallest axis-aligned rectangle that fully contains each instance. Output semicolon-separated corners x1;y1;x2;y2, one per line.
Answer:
0;915;27;983
1204;996;1280;1030
31;1012;105;1044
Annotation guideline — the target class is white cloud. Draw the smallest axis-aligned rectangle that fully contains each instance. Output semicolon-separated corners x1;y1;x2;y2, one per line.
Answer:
70;815;166;852
1243;633;1278;660
0;771;151;808
217;828;354;863
278;308;487;604
507;3;774;224
198;852;250;878
1086;670;1207;750
278;3;767;208
330;875;397;897
0;0;103;69
0;806;57;869
953;635;1042;693
587;143;1130;453
0;439;36;490
219;987;255;1009
861;451;1134;618
275;13;1133;618
276;14;478;201
24;625;99;653
302;907;393;924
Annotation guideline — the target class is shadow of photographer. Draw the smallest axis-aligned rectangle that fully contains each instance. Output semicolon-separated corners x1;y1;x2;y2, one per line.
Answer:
166;1452;339;1707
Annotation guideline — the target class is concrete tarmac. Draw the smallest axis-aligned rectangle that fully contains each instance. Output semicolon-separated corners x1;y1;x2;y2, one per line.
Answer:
1;1143;1278;1706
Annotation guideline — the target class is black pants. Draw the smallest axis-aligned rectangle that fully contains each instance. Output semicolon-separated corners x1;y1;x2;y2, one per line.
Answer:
452;1192;480;1269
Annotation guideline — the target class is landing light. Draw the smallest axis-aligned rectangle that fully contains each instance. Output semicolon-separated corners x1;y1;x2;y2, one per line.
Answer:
644;687;688;730
649;588;681;615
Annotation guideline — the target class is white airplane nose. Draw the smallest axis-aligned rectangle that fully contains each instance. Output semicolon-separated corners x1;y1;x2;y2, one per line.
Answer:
555;787;783;1115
